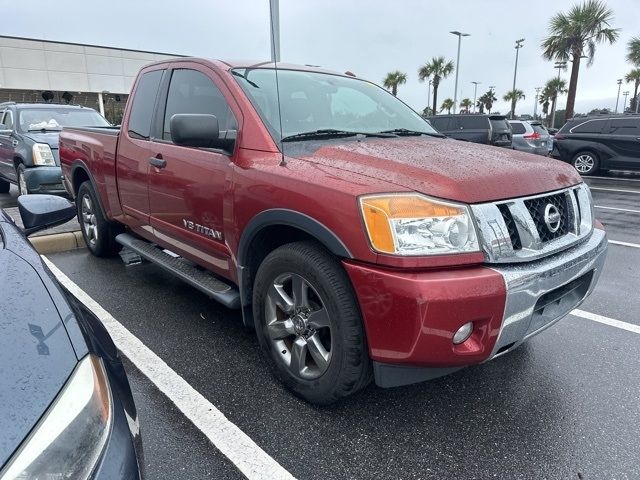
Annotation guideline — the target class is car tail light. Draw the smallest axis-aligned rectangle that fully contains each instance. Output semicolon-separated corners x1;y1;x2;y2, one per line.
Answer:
524;132;541;140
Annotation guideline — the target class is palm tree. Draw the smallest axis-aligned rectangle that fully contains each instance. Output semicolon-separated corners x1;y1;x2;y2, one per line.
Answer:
383;71;408;97
440;98;455;114
626;68;640;112
479;90;497;114
459;98;473;113
627;36;640;66
541;0;619;120
541;78;568;127
418;57;455;115
503;89;525;117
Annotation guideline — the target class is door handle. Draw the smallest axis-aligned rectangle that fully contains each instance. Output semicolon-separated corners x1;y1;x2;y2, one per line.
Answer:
149;155;166;169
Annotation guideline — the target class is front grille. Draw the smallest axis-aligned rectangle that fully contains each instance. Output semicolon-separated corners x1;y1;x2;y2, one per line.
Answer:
497;204;521;250
524;192;569;242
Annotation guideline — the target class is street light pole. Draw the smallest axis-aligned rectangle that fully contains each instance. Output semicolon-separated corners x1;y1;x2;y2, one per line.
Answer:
623;91;630;112
534;87;541;119
488;85;496;114
472;81;481;113
550;61;566;128
510;38;525;119
615;79;623;113
450;31;470;114
269;0;280;62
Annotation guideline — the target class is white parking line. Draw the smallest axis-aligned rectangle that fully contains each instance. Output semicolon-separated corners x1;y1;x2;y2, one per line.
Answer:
595;205;640;214
590;187;640;194
572;309;640;335
609;239;640;249
42;257;296;480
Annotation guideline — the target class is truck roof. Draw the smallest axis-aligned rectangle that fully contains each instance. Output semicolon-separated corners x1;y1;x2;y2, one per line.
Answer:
144;57;354;78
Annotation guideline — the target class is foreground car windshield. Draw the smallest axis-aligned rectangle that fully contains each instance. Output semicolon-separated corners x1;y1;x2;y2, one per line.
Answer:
232;68;438;140
18;108;110;132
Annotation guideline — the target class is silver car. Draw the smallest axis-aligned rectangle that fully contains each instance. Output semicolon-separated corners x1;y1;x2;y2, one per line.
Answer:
509;120;550;156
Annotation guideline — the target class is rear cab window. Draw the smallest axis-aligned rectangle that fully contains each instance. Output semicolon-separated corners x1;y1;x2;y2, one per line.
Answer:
489;117;510;132
128;69;164;139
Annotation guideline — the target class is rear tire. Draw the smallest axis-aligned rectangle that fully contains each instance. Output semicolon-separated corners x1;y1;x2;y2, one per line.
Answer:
0;177;9;193
253;241;372;405
571;151;599;176
77;181;121;256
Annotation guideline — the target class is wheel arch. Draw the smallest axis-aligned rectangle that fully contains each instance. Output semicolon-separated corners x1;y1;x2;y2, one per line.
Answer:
237;209;353;328
70;162;109;220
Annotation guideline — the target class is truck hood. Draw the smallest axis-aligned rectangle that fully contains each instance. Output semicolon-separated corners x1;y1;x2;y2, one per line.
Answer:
286;136;582;203
22;131;60;149
0;246;78;468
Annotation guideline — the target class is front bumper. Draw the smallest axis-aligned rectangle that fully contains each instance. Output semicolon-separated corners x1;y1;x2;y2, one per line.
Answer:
344;228;608;388
23;166;66;194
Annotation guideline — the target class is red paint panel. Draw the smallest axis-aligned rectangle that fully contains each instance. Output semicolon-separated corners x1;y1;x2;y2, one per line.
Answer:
343;261;506;367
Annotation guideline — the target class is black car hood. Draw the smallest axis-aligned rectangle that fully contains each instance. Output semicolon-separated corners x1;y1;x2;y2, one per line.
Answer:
21;131;60;149
0;228;78;467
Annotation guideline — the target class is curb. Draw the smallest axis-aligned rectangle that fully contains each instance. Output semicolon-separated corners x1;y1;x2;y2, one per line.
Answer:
30;231;86;254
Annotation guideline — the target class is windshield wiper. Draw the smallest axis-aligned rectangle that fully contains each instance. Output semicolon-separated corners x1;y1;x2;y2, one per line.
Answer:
28;128;62;132
281;129;395;142
378;128;444;138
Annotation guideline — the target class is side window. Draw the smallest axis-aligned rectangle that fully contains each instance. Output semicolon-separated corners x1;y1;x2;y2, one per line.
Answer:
609;118;640;136
431;117;452;131
458;116;489;129
128;69;164;139
4;111;13;129
510;122;526;134
163;69;237;142
571;120;606;134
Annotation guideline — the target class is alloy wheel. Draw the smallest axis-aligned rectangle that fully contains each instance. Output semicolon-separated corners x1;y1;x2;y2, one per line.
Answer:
81;194;99;247
574;154;595;174
265;273;332;380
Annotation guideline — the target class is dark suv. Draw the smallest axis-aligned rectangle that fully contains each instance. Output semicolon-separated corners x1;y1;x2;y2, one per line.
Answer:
428;114;512;147
0;103;109;195
552;115;640;175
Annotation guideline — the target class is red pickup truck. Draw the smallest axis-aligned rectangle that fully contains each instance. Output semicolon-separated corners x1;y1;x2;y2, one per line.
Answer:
60;58;608;404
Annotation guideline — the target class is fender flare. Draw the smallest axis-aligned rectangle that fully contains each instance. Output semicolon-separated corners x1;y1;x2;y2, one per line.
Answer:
237;209;353;267
70;161;109;220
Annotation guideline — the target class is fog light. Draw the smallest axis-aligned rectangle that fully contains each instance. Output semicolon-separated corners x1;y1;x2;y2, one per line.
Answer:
453;322;473;344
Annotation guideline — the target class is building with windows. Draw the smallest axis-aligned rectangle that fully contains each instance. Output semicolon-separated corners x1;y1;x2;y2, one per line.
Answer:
0;36;182;124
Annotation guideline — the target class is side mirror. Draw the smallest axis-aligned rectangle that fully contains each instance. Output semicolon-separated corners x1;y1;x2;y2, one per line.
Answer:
17;195;76;236
170;114;234;151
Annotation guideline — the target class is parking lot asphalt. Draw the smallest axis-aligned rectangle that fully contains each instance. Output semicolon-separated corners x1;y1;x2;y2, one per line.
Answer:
40;172;640;480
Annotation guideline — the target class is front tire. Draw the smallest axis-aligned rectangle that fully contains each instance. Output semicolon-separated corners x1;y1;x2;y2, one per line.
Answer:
572;151;599;176
16;164;29;195
253;241;371;405
77;181;121;256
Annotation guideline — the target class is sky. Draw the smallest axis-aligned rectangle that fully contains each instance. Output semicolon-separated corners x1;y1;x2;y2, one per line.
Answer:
4;0;640;115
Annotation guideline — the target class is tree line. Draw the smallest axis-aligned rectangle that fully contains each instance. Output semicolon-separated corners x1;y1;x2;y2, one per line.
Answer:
381;0;640;124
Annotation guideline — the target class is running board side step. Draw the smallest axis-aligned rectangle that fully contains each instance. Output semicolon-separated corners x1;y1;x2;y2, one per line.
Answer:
115;233;240;309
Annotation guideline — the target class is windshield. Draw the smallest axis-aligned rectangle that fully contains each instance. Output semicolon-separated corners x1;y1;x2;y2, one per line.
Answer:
18;108;110;132
232;68;438;140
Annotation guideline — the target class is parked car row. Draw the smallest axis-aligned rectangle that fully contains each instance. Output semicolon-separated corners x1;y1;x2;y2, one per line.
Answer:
0;102;110;195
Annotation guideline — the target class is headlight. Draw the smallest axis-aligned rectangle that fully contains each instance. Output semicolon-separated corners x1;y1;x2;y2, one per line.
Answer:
32;143;56;166
359;193;479;255
0;355;112;480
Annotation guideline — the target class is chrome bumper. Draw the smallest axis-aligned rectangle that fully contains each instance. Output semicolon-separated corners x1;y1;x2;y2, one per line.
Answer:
487;227;608;359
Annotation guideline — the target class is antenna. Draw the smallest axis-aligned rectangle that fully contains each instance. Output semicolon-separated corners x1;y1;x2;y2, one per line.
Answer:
269;0;286;166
